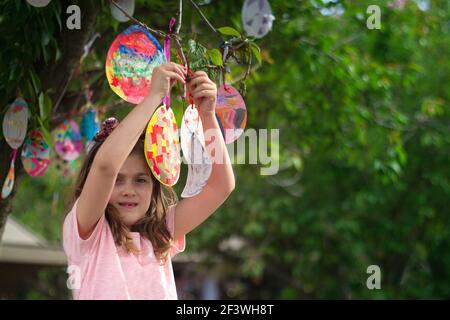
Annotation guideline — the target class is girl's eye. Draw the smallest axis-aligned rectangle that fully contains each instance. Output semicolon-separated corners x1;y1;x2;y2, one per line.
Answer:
137;178;147;183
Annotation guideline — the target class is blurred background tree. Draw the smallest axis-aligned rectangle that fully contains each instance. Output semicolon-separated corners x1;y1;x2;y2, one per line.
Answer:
0;0;449;299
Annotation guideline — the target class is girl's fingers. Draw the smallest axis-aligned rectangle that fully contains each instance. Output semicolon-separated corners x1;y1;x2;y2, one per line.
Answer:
192;89;217;99
165;61;186;71
188;78;216;96
163;62;186;79
189;74;211;87
164;71;185;84
174;66;187;80
191;83;216;95
192;70;208;78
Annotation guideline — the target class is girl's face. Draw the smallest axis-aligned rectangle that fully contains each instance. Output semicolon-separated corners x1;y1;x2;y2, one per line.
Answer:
109;152;153;227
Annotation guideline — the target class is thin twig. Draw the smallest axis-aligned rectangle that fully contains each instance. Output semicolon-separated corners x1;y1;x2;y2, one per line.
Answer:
176;0;183;34
172;36;187;66
110;0;166;38
242;47;253;83
172;0;187;66
188;0;219;35
81;32;100;61
232;41;247;51
229;64;261;85
53;68;75;113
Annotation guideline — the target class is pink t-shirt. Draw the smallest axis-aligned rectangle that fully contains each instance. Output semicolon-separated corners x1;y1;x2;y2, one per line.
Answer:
62;198;185;300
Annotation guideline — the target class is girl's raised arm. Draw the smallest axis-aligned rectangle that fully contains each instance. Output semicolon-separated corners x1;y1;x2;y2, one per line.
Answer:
173;71;235;239
76;63;186;239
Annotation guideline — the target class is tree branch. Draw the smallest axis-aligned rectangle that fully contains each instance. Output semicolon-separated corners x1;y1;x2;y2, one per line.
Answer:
171;0;187;66
188;0;219;35
176;0;183;34
110;0;166;38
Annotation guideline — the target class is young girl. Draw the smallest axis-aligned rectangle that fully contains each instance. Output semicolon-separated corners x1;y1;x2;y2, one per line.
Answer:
63;62;235;300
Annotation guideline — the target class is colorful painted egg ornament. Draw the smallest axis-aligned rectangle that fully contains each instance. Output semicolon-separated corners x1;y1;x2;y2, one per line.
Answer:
52;119;83;161
106;24;166;104
21;130;51;177
80;108;100;142
215;84;247;144
144;106;181;186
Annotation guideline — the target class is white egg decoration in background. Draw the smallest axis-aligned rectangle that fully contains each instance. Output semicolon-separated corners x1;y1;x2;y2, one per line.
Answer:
110;0;135;22
26;0;52;8
242;0;275;39
2;98;29;150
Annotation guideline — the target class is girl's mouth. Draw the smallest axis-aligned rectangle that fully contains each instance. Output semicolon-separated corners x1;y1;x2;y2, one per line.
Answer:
118;202;138;209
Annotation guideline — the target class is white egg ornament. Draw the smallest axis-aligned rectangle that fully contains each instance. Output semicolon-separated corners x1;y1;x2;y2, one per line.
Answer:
110;0;135;22
26;0;51;8
242;0;275;39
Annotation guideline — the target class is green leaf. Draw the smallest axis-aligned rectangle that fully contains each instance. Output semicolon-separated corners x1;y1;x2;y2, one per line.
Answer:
29;69;41;94
39;92;53;121
206;48;223;67
8;63;18;82
36;116;53;150
55;47;62;62
54;9;62;31
217;26;241;37
41;31;50;47
25;79;35;103
187;39;209;70
39;92;45;119
250;42;262;64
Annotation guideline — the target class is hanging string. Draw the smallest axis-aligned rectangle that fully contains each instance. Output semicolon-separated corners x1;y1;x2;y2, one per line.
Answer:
222;44;230;92
174;41;194;108
163;17;177;109
174;46;188;114
173;43;203;138
184;54;195;107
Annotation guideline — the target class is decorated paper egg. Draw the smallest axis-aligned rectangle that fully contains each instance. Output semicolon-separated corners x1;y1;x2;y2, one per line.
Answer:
181;134;212;198
52;119;83;161
242;0;275;39
21;130;51;177
180;105;205;164
106;24;166;104
215;84;247;144
144;106;181;186
2;98;29;149
53;154;79;178
80;108;100;142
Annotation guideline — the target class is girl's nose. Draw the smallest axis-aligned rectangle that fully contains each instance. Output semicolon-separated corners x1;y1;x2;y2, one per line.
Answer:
121;185;137;197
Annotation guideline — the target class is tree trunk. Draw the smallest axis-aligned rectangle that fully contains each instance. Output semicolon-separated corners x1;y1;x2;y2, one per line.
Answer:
0;0;101;242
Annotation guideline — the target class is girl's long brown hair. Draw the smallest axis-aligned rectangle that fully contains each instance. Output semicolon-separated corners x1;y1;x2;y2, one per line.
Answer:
65;134;178;262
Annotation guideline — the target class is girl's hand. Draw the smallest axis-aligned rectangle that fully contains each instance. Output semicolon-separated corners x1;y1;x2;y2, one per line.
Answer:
188;71;217;116
148;62;186;101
